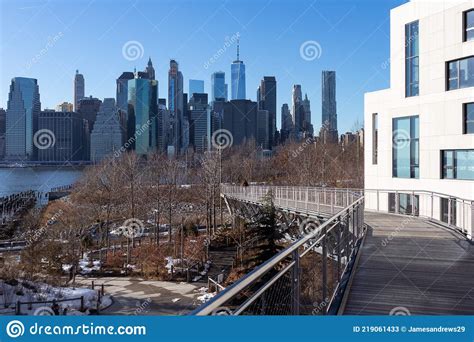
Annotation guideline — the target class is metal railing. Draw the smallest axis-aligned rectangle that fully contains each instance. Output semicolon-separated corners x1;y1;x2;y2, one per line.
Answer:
192;189;365;315
222;185;362;217
364;189;473;238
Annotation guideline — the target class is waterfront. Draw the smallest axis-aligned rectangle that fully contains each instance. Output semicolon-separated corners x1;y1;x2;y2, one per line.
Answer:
0;167;83;197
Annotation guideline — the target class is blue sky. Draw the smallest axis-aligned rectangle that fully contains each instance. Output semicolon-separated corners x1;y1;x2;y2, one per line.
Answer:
1;0;406;133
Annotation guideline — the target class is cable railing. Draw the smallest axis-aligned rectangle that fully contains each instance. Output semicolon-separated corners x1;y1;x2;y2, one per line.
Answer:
364;189;473;238
222;185;363;217
192;188;365;316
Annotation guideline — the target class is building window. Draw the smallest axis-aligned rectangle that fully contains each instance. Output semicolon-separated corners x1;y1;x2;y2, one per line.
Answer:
405;21;419;97
388;193;419;216
372;113;378;164
464;9;474;42
442;149;474;180
393;116;419;178
440;197;456;226
464;103;474;134
447;56;474;90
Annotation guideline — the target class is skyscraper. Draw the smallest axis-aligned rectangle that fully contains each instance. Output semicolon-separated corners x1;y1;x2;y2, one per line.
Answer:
74;70;84;111
222;100;257;146
128;77;152;155
280;103;293;142
211;72;227;102
258;76;277;148
321;70;338;142
0;108;5;160
145;57;155;80
5;77;41;161
37;110;87;162
188;93;209;153
302;94;313;136
168;59;184;153
231;40;246;100
116;72;135;113
292;84;304;136
256;109;270;149
77;96;102;131
90;98;123;162
189;80;204;97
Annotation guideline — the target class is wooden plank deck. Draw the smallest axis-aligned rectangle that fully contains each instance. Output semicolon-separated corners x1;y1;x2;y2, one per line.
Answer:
343;212;474;315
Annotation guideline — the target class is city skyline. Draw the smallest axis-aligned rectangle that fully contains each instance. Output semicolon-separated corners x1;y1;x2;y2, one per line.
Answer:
0;0;405;134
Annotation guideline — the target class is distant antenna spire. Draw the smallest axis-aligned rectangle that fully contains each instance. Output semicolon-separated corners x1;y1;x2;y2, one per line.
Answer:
236;38;240;61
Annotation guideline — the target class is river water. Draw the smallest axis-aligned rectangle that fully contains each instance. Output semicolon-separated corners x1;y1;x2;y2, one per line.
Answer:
0;167;83;197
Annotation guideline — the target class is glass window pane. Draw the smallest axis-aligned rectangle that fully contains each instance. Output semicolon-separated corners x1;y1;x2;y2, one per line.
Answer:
459;57;474;88
456;150;474;180
467;10;474;29
466;103;474;134
443;151;454;179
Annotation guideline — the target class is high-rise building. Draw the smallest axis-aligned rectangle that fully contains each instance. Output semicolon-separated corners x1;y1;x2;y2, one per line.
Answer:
365;0;474;237
168;60;184;153
292;85;304;136
222;99;257;146
321;70;338;142
56;102;73;112
231;40;246;100
127;77;153;155
74;70;85;111
116;72;135;113
90;98;123;163
145;57;155;80
5;77;41;161
281;103;293;142
258;76;277;147
156;103;171;153
211;72;227;102
37;110;87;162
0;108;5;160
256;109;270;149
302;93;313;136
189;80;204;97
189;93;209;153
77;96;102;131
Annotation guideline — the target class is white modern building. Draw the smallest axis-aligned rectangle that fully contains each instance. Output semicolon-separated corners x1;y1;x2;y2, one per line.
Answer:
364;0;474;238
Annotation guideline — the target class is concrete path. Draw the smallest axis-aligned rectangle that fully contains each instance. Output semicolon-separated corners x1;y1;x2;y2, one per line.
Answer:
343;212;474;315
75;276;207;315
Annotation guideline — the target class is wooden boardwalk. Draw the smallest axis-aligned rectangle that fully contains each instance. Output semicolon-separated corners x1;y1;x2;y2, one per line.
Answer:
343;212;474;315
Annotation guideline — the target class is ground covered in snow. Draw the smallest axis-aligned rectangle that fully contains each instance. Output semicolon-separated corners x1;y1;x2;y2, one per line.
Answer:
0;280;112;315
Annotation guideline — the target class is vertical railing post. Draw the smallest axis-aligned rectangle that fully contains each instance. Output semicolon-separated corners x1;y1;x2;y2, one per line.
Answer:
376;190;379;212
431;192;434;219
336;219;341;281
448;197;452;226
395;191;399;214
292;249;300;315
321;228;327;315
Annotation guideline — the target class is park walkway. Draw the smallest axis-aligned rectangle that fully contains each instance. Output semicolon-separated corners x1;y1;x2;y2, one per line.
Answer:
343;212;474;315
